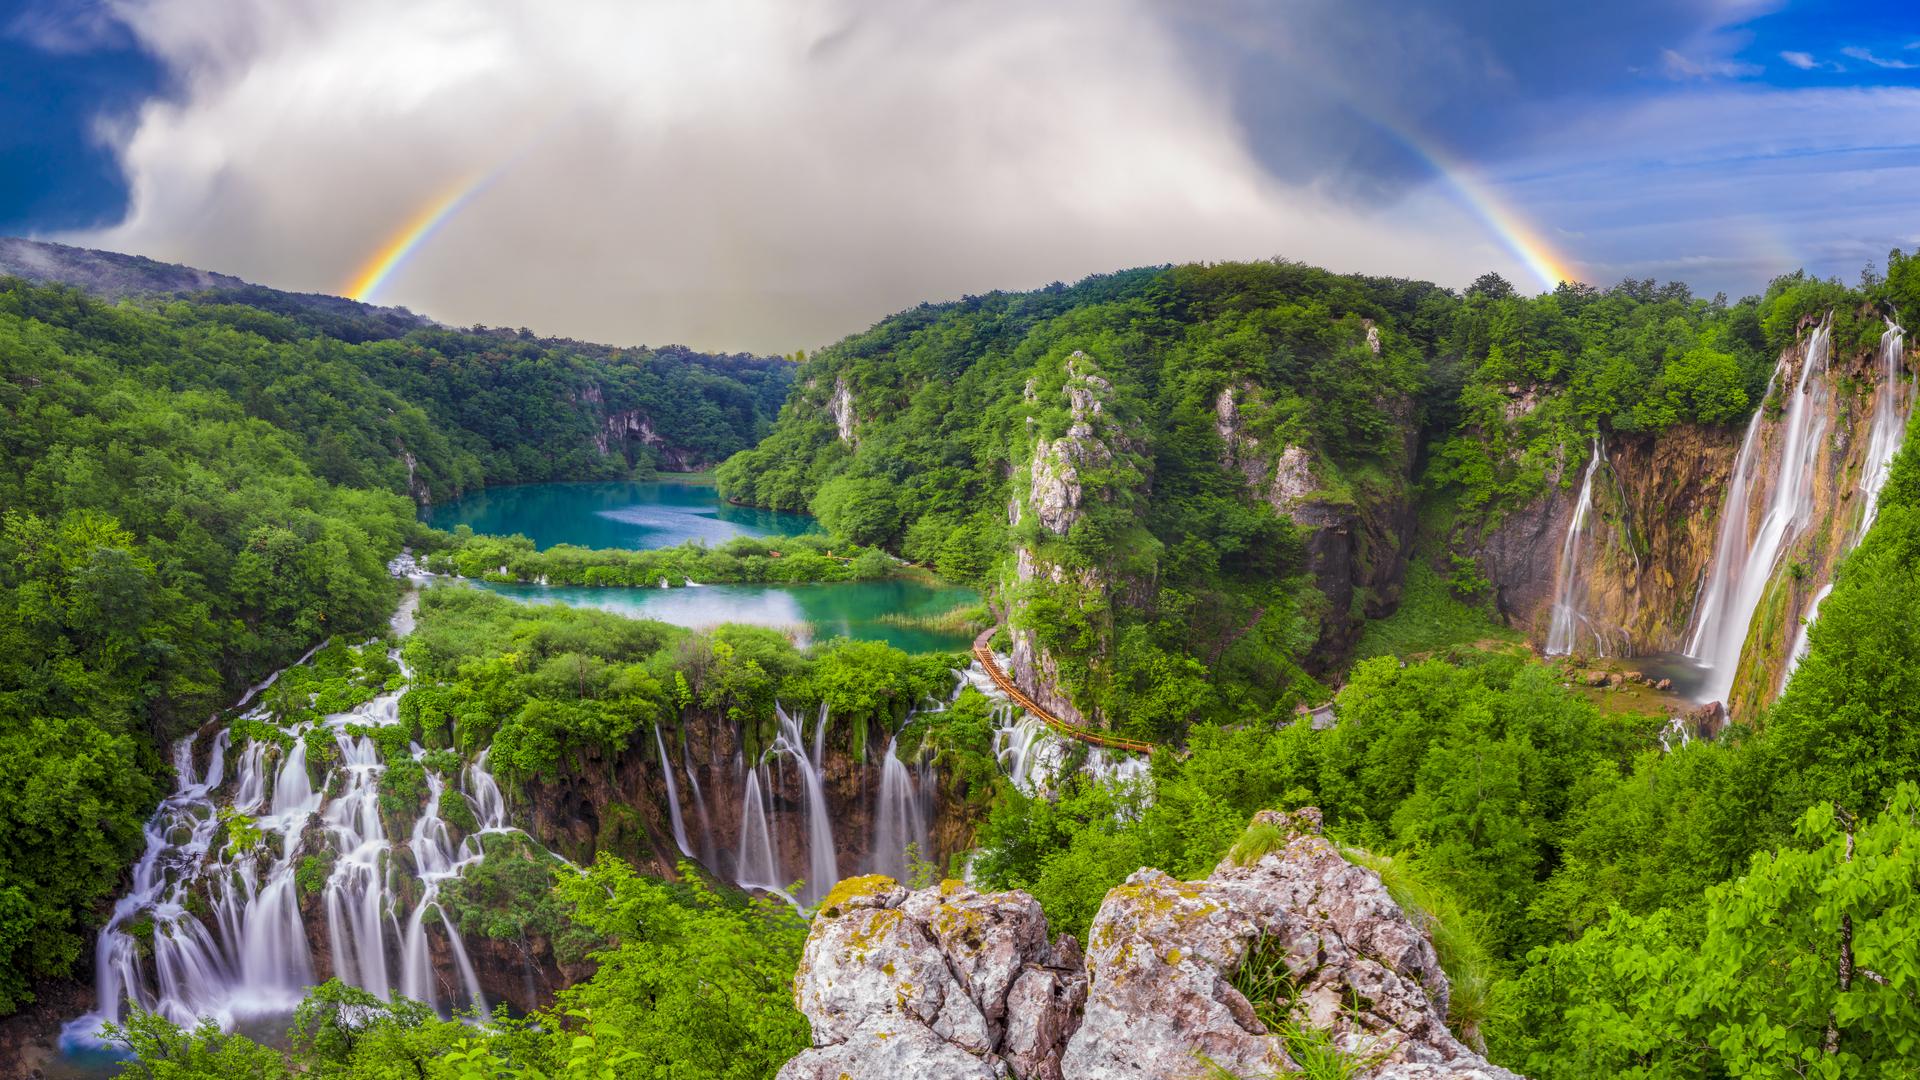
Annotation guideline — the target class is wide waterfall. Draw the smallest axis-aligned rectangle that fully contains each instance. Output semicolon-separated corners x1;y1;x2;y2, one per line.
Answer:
63;636;519;1046
1546;438;1605;656
1857;317;1912;541
1686;317;1831;704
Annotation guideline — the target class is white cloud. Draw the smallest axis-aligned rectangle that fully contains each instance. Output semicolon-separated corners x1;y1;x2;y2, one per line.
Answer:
1660;47;1760;80
64;0;1510;353
1842;46;1918;70
1780;50;1817;70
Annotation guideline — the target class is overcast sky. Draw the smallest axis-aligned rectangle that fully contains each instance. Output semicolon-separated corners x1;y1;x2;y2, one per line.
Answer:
5;0;1919;353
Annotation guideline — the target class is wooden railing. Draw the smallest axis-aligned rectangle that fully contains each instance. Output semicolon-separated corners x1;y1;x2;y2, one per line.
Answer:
971;628;1156;754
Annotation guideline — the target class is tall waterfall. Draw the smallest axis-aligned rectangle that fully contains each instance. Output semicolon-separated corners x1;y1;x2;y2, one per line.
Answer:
654;725;693;857
1857;317;1912;540
869;735;932;882
63;642;522;1047
734;764;783;896
1686;318;1831;704
1545;438;1605;656
1779;582;1835;692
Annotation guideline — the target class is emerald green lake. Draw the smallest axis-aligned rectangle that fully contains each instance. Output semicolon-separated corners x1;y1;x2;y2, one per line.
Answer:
421;479;979;653
420;478;818;551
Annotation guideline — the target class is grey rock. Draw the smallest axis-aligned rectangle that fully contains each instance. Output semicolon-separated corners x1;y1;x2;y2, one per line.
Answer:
779;813;1525;1080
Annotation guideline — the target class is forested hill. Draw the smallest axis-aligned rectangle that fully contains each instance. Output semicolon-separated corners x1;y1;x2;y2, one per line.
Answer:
0;268;789;1010
0;238;795;488
718;255;1920;739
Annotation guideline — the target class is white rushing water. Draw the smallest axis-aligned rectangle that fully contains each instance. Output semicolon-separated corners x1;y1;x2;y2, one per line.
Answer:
1685;317;1831;704
1779;582;1835;692
654;724;694;858
1545;438;1605;657
869;734;933;883
64;595;523;1047
1856;317;1912;541
964;654;1148;797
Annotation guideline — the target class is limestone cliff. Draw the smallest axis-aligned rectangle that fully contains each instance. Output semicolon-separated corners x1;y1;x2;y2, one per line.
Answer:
1471;422;1741;654
778;809;1519;1080
1468;312;1913;715
1213;323;1419;664
1007;351;1137;727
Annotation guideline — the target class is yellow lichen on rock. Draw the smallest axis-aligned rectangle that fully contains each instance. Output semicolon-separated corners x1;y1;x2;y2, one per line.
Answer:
820;874;898;918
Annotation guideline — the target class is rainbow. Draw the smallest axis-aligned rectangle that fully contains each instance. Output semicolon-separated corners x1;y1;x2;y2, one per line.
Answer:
1407;139;1580;292
342;174;490;303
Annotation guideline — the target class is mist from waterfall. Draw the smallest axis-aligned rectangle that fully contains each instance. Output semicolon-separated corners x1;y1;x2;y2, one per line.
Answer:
1686;318;1831;704
1545;438;1605;657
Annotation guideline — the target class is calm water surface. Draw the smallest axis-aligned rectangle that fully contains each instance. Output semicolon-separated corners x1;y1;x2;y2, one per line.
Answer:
422;478;978;652
420;478;818;551
472;579;979;653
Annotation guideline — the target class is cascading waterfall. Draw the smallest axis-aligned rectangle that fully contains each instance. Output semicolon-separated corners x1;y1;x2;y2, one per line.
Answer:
1856;317;1912;540
767;704;838;905
734;763;784;896
869;734;932;882
1779;582;1835;691
1545;438;1605;656
65;623;523;1047
654;725;693;858
1686;317;1831;704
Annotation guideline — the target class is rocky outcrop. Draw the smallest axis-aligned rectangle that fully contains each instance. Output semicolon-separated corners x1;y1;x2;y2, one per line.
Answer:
1214;346;1420;668
594;408;707;471
1007;352;1132;727
831;376;858;444
778;810;1521;1080
780;876;1086;1080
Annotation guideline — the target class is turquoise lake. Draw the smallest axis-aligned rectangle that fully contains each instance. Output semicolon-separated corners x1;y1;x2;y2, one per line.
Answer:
420;479;980;653
419;478;819;551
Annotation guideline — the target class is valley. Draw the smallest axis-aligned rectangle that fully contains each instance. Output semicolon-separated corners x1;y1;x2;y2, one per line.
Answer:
3;242;1920;1079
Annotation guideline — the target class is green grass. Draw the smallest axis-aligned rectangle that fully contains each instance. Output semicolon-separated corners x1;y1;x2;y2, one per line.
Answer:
876;602;991;635
1226;822;1289;868
1341;847;1502;1051
1355;561;1521;661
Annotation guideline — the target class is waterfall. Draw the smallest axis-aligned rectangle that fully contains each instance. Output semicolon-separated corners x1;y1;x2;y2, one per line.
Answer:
1545;439;1604;656
64;634;544;1047
769;704;838;905
869;735;931;882
1857;317;1912;540
399;769;488;1015
1685;318;1831;704
1780;582;1835;692
734;764;783;896
653;725;693;857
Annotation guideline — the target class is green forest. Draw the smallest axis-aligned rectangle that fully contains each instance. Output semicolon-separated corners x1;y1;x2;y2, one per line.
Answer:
4;246;1920;1078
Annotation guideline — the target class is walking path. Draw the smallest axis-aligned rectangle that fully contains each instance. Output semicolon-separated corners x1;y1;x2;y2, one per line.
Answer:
971;628;1156;754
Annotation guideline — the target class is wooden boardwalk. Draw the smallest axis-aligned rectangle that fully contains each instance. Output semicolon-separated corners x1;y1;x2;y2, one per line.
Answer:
971;628;1155;754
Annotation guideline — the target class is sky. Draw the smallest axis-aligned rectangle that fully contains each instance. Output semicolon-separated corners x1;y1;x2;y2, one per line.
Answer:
3;0;1918;354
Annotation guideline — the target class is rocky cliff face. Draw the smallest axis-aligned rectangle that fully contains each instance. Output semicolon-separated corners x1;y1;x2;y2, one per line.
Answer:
1472;422;1742;654
778;809;1520;1080
1215;328;1419;665
1007;352;1131;727
1470;316;1912;714
518;706;971;904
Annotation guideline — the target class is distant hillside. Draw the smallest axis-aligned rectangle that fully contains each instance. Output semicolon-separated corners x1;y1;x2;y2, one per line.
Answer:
0;240;796;492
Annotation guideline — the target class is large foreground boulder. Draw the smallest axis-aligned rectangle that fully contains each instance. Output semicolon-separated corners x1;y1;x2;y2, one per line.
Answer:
778;809;1521;1079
